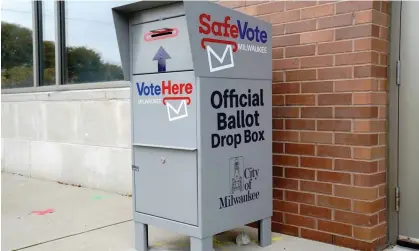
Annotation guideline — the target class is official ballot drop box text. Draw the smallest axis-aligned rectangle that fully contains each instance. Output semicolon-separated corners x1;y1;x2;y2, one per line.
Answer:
112;1;273;250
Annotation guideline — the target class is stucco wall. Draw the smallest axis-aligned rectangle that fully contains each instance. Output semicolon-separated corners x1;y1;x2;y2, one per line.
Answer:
1;87;132;194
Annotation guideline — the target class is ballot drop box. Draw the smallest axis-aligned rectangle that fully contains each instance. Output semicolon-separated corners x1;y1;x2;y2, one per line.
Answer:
113;1;272;250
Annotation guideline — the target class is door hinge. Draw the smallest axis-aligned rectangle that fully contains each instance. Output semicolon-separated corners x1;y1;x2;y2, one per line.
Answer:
395;186;400;212
132;165;139;172
396;60;401;86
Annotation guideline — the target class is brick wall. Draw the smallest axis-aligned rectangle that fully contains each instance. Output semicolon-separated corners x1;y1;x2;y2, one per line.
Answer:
217;1;389;250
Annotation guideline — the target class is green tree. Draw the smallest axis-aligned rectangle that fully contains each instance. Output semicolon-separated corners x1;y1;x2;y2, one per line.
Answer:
1;22;33;69
1;21;123;88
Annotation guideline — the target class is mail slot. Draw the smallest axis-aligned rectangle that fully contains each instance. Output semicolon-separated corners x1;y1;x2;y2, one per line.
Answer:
113;2;273;251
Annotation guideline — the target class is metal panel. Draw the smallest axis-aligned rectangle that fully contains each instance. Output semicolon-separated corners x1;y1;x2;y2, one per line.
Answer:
399;0;419;241
388;0;401;245
132;16;193;74
184;1;272;80
133;146;198;226
130;2;184;25
198;77;272;237
399;0;419;240
131;71;196;149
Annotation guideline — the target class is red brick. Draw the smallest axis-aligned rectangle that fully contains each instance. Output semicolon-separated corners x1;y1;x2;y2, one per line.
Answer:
285;143;315;155
273;119;284;130
273;83;300;94
318;94;352;105
300;204;332;219
273;142;283;154
272;222;299;237
301;229;333;244
380;26;389;40
354;223;387;241
353;92;387;105
335;210;378;227
334;235;386;251
273;130;299;142
355;38;388;52
379;184;386;197
302;4;334;19
273;34;300;47
273;48;284;59
218;1;244;9
285;1;316;11
317;120;351;132
372;10;389;26
353;172;386;187
273;71;284;82
355;10;373;24
318;67;353;80
335;107;378;118
317;195;352;210
272;24;285;36
336;24;379;40
355;65;387;78
353;146;386;160
353;120;386;133
301;157;333;170
336;1;380;14
285;167;315;180
301;56;333;69
318;13;353;29
273;200;299;213
273;188;284;200
300;132;333;144
301;81;333;93
273;177;299;190
285;20;316;34
254;1;285;15
273;166;283;177
286;70;317;82
317;145;351;158
301;107;333;118
273;154;299;166
273;211;284;223
285;119;315;130
301;180;332;194
335;159;378;173
334;79;379;92
336;52;379;66
272;107;299;118
272;95;284;106
317;171;351;185
335;133;378;146
379;210;386;223
269;9;301;24
301;30;334;44
285;94;316;106
318;220;352;236
273;58;300;70
285;44;316;58
334;185;378;200
285;213;316;228
285;190;315;204
354;198;386;214
318;41;352;55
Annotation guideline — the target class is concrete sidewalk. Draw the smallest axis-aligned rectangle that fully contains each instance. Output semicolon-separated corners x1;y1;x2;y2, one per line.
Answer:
0;172;372;251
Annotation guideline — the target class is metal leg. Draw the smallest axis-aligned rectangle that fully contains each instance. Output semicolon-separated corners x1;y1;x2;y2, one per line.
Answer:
258;217;272;247
134;222;148;251
190;236;213;251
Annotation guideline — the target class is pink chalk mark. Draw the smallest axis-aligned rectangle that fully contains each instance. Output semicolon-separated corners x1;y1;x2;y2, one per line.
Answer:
31;208;55;215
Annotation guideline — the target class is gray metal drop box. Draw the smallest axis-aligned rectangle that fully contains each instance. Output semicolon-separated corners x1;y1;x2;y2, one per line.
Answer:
113;1;273;251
